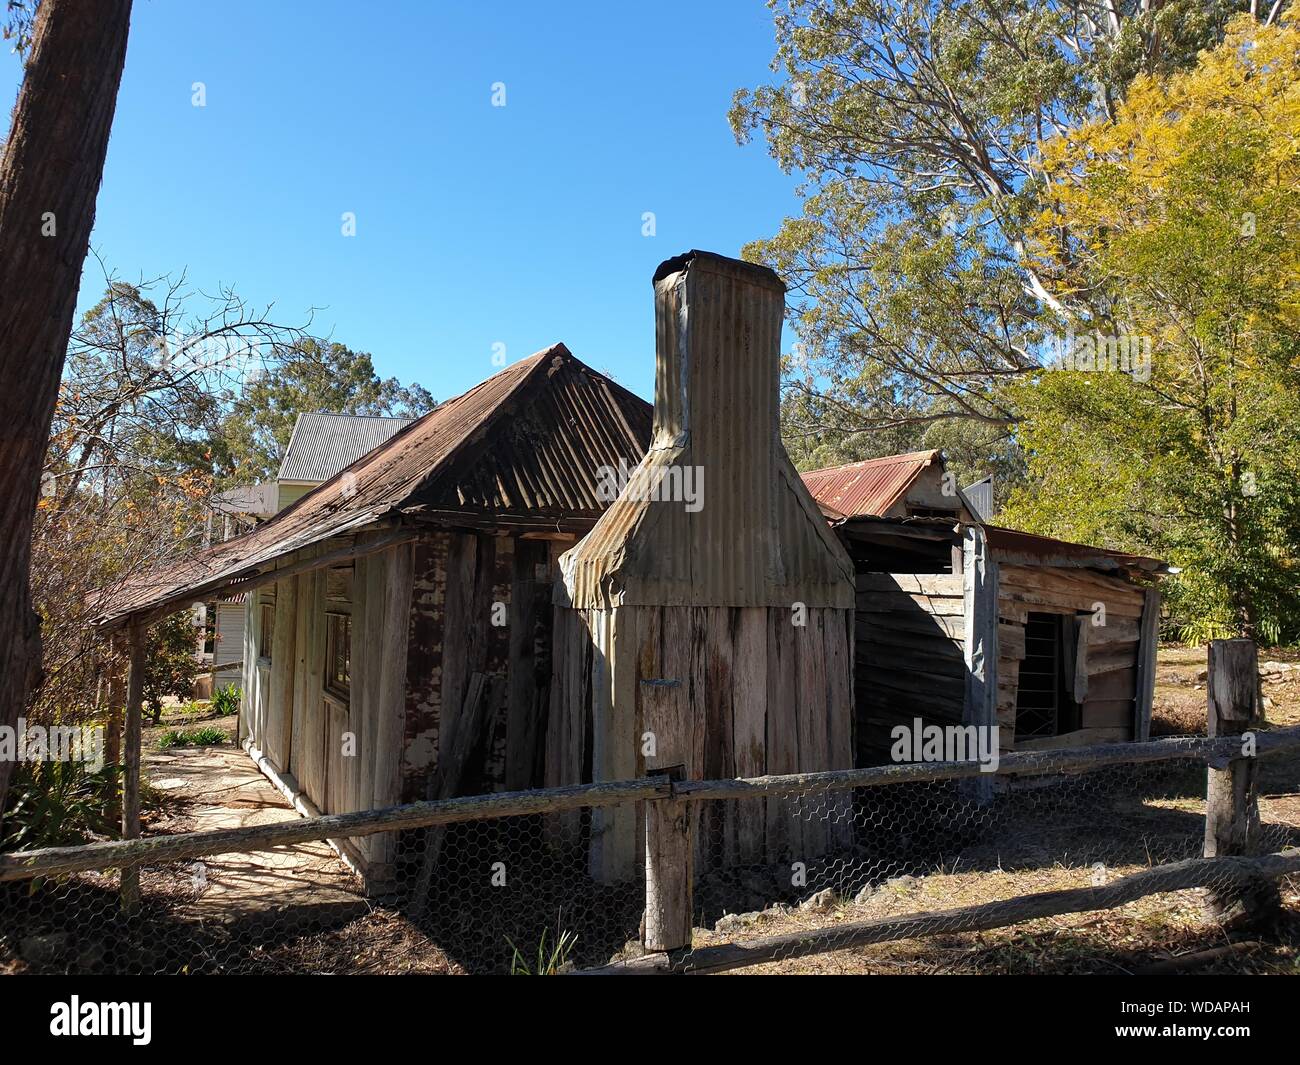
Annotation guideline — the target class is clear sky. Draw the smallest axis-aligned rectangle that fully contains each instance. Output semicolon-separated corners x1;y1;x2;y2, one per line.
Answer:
2;0;800;403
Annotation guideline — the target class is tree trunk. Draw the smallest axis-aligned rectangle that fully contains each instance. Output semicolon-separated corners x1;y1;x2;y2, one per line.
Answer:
0;0;134;819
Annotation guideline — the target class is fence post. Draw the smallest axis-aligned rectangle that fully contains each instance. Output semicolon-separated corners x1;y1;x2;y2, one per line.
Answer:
1203;638;1277;927
643;765;692;953
120;620;145;914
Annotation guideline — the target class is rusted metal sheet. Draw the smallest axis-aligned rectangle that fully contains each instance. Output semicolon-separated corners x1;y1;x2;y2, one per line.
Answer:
560;251;854;610
800;450;941;520
96;344;652;626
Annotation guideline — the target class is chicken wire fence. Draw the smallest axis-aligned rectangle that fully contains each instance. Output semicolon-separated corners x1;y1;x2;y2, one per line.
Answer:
1;734;1298;975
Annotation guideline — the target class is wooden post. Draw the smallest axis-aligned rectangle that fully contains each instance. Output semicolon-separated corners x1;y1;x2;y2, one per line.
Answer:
120;620;145;914
643;765;692;953
960;525;998;803
1204;638;1277;928
1133;589;1160;742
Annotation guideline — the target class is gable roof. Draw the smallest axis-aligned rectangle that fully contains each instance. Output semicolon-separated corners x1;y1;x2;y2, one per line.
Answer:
95;344;652;627
278;412;417;483
800;449;942;519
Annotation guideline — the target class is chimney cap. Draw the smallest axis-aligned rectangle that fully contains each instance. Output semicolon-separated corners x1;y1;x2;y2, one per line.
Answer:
652;249;785;292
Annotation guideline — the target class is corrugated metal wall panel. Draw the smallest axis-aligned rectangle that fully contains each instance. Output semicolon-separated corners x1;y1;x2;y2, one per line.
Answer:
561;252;854;609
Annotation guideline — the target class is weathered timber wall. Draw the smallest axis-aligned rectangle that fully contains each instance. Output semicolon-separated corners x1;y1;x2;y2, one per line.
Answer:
546;603;854;880
400;530;558;805
996;564;1148;750
854;573;966;763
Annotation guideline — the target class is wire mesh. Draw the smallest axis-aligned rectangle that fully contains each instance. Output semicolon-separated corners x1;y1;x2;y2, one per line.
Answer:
1;740;1296;975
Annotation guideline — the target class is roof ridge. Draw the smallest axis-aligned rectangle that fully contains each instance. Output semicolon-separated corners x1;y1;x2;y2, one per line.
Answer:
804;448;941;476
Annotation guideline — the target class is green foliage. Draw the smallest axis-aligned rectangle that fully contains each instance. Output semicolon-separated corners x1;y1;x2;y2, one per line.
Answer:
218;339;435;484
144;614;202;725
1006;17;1300;642
156;726;227;749
734;1;1285;483
506;928;578;975
0;761;120;852
211;685;240;716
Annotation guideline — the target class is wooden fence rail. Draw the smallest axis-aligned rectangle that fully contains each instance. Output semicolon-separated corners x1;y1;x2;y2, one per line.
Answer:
2;725;1298;886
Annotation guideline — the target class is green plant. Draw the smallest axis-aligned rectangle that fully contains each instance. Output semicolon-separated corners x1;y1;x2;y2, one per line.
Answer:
211;685;240;716
156;726;227;749
0;760;121;852
506;929;578;975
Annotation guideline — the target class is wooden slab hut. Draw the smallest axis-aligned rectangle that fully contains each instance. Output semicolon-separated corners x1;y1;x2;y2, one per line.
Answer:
802;502;1168;764
94;344;651;887
94;251;1166;896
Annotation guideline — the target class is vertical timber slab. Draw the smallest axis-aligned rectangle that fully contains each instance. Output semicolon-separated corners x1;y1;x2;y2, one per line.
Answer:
374;543;413;809
589;607;639;882
482;535;515;790
823;608;855;850
701;607;735;868
401;534;449;803
505;540;547;791
962;526;998;803
439;532;478;766
765;610;798;864
239;595;257;746
731;608;768;865
267;577;297;771
1133;588;1160;742
351;553;375;861
795;610;829;856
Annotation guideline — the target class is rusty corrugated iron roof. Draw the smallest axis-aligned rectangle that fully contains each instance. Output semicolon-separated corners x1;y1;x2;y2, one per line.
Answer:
95;344;652;626
800;450;941;519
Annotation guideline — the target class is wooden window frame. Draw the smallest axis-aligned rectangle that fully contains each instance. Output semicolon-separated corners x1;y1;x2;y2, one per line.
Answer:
258;596;275;668
323;607;351;703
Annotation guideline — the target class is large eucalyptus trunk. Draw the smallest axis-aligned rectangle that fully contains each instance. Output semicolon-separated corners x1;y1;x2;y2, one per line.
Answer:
0;0;133;817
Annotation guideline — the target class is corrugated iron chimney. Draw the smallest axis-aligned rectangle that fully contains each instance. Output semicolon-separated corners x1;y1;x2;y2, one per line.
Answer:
561;250;853;607
549;250;855;883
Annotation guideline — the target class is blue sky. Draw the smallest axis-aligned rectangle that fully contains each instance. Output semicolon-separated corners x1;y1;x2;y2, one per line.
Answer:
2;0;800;403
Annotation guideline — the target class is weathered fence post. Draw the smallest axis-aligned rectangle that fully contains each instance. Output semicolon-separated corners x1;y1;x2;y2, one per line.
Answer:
120;620;145;914
1204;638;1277;927
643;765;692;953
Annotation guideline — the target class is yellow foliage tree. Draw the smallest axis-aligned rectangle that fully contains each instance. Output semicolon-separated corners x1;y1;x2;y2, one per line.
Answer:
1006;16;1300;641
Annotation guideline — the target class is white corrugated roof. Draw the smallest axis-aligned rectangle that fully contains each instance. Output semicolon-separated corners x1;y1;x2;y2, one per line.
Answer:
277;412;416;483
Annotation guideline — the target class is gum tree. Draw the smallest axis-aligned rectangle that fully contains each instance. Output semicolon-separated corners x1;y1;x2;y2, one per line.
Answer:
0;0;134;814
731;0;1289;475
1004;17;1300;640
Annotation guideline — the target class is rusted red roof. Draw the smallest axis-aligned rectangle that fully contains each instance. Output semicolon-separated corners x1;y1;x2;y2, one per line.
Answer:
800;450;941;519
95;344;652;626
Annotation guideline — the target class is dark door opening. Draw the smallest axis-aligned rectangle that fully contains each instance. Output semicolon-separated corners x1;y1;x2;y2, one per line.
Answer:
1015;612;1081;740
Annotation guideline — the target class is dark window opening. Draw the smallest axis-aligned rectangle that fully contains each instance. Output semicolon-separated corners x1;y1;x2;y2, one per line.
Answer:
1014;612;1081;739
259;600;275;662
325;612;351;700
